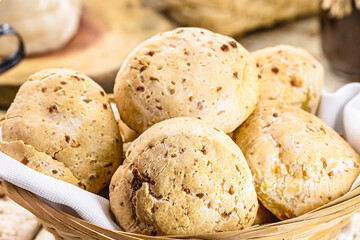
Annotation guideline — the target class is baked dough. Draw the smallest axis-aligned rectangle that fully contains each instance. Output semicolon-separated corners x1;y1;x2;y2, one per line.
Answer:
233;100;360;220
147;0;319;36
114;27;260;134
1;68;122;193
110;117;258;235
253;45;324;114
0;140;82;188
0;0;82;55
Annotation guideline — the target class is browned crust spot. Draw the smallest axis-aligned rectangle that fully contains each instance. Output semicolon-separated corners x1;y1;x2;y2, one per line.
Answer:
49;105;58;113
271;67;279;74
149;77;159;81
233;72;238;79
221;44;229;52
136;86;145;92
229;41;237;48
139;66;148;72
290;76;303;88
21;157;29;165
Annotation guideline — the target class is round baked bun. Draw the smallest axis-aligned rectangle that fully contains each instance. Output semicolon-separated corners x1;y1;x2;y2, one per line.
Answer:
252;45;324;114
110;117;258;235
1;68;123;193
233;100;360;220
114;27;260;134
0;0;82;55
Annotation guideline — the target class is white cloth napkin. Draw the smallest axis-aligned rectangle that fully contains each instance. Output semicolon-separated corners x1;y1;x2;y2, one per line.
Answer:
318;82;360;152
0;149;121;230
318;82;360;188
1;83;360;231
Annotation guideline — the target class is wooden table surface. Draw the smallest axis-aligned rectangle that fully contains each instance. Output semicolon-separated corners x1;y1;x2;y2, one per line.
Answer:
1;16;359;240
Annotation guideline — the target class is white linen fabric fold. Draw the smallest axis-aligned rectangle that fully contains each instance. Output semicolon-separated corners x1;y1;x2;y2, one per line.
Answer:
0;82;360;230
318;82;360;150
318;82;360;189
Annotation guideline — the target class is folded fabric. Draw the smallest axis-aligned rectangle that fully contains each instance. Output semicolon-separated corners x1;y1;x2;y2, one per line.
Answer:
318;82;360;151
0;82;360;231
0;149;121;230
318;83;360;188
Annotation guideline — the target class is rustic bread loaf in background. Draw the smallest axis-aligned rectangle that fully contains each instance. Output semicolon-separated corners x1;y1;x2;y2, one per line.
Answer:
253;45;324;114
0;0;82;55
147;0;320;36
114;27;260;134
110;117;258;235
233;100;360;220
1;68;122;193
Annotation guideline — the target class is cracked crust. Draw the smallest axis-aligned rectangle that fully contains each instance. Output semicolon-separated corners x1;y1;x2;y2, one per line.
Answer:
1;68;123;193
0;140;82;187
252;45;324;114
114;27;260;134
233;100;360;220
110;117;258;235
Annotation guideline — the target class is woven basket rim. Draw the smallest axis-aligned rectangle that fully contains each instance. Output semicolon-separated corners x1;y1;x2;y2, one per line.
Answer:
2;180;360;240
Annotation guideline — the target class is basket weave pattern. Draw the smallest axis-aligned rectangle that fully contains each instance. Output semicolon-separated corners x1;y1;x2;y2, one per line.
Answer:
2;180;360;240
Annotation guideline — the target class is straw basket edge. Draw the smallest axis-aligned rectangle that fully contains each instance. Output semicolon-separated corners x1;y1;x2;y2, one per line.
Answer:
2;181;360;240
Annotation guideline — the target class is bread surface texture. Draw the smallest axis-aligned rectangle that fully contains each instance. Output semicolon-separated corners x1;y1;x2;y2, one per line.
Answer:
110;117;258;235
114;27;260;134
253;45;324;114
1;68;123;193
233;100;360;219
0;140;81;187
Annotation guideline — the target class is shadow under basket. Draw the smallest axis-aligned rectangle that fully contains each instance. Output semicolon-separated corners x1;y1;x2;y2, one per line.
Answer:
2;181;360;240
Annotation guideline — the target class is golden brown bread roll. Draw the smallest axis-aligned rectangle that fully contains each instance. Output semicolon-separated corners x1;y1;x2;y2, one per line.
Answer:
1;68;123;193
252;45;324;114
114;27;260;134
110;117;258;235
233;100;360;220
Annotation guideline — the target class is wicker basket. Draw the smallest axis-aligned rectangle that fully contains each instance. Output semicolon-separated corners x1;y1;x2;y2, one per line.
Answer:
2;180;360;240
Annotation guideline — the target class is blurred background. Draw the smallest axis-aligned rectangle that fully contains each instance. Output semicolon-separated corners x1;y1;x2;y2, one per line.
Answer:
0;0;359;239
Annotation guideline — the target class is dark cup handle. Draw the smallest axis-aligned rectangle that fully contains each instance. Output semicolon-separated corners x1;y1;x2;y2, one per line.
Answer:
0;23;25;74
